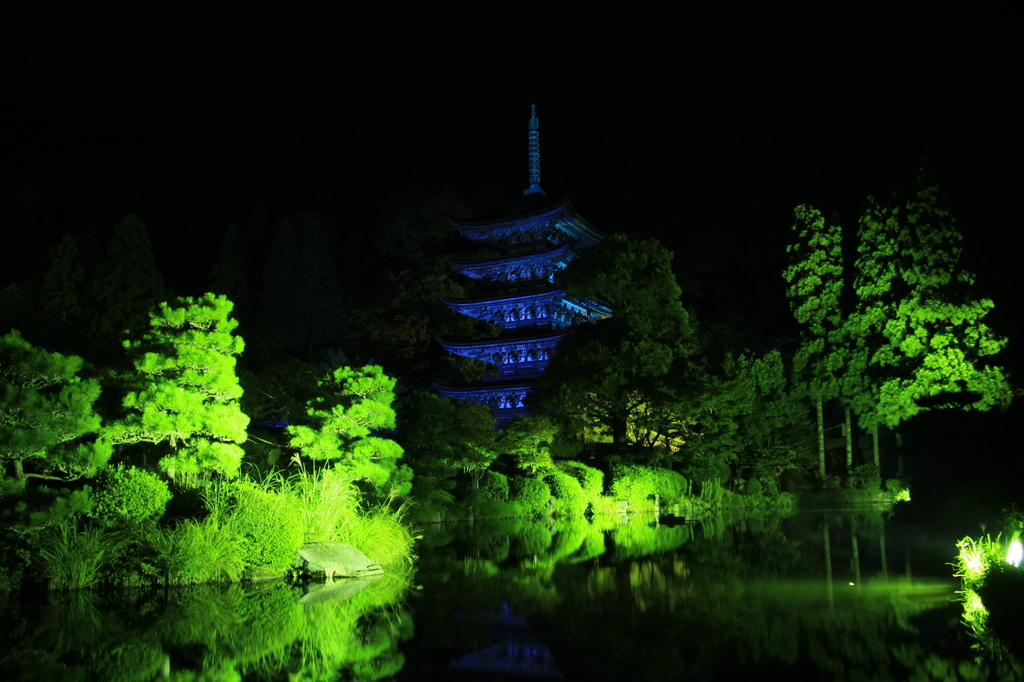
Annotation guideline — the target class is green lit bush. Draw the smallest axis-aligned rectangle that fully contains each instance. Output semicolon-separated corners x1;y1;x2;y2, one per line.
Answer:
610;464;688;512
510;477;552;518
90;465;172;527
226;480;305;570
543;470;588;516
557;461;604;501
481;471;510;502
849;464;881;491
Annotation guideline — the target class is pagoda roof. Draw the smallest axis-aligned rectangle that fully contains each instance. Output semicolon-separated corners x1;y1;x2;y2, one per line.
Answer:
445;242;574;271
437;329;567;353
440;286;566;309
451;197;604;248
434;380;535;398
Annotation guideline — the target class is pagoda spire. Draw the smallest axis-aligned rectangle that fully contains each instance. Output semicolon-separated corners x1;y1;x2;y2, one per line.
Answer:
523;104;545;196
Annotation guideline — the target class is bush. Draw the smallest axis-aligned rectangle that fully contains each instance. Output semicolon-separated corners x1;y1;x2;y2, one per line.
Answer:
481;471;510;502
90;465;172;527
226;481;305;570
543;470;588;517
510;477;552;518
610;465;688;512
849;464;881;491
556;461;604;501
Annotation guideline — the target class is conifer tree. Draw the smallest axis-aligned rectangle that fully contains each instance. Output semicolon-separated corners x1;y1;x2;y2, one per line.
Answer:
89;215;166;348
783;205;845;478
287;365;410;496
536;234;698;445
107;293;249;482
0;330;111;484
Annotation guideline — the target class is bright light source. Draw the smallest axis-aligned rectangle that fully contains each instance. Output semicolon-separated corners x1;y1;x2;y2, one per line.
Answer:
1006;540;1022;568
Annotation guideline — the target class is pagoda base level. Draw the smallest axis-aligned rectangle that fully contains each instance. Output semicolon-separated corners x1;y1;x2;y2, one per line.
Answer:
434;383;534;423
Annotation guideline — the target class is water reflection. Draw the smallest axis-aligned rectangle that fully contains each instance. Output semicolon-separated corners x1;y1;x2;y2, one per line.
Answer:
0;570;412;681
402;512;1008;681
0;513;1012;681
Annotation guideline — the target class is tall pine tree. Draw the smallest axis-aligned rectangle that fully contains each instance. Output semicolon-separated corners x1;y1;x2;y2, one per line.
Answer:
107;293;249;483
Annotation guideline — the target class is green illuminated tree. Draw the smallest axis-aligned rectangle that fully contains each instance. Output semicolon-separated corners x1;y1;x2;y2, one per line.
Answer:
0;330;111;485
501;415;559;475
403;392;498;489
783;206;845;478
852;170;1011;433
535;234;699;445
287;365;410;496
675;350;811;488
107;293;249;482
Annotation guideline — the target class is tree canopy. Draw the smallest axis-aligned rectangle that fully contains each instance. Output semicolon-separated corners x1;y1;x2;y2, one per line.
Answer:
106;293;249;482
534;234;699;445
287;364;410;496
0;330;110;484
850;169;1012;429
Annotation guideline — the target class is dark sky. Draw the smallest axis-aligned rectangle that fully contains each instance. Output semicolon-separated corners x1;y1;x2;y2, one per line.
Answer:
1;7;1019;351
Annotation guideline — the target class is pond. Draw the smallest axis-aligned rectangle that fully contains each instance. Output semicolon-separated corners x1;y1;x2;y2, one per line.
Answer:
0;510;1011;681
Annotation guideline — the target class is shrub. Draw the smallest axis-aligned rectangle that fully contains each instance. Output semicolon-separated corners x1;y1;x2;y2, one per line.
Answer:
556;461;604;501
745;477;763;497
543;470;588;517
510;477;552;518
610;465;688;511
226;480;305;570
849;464;881;491
90;465;172;527
481;471;510;502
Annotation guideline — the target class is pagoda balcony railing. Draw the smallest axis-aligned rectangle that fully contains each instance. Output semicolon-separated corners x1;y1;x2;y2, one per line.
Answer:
483;365;547;382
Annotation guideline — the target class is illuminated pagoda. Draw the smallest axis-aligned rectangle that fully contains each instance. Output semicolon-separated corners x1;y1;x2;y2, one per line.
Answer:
436;105;610;420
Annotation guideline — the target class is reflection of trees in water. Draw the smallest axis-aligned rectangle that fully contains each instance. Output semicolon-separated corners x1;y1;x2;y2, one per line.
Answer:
410;512;1000;680
0;572;413;681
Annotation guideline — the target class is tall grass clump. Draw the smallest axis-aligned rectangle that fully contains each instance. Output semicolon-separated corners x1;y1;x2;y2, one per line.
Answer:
38;524;126;590
336;499;415;570
289;465;360;544
146;517;245;585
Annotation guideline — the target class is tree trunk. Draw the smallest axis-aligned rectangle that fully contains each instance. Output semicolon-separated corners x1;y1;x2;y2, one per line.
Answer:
845;406;853;474
816;392;825;479
872;428;880;468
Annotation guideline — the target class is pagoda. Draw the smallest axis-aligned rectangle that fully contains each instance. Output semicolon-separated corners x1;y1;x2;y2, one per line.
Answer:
435;105;610;421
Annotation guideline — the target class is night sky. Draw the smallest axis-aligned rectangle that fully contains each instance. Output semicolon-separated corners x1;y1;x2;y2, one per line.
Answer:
1;8;1019;370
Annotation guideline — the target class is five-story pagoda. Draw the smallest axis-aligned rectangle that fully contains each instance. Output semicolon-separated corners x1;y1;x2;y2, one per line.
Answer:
435;106;610;421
